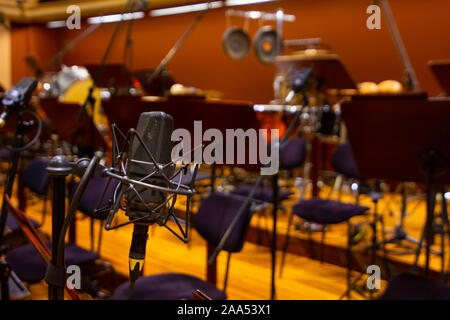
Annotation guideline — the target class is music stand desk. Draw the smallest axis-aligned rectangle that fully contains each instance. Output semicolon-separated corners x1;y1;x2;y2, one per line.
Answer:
276;53;357;89
341;93;450;274
40;97;107;149
85;64;135;89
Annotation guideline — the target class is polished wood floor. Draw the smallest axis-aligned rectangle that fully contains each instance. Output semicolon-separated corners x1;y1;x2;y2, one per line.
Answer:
7;178;448;300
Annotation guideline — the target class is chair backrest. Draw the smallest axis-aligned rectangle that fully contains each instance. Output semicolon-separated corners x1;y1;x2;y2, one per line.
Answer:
22;158;50;195
3;195;79;300
279;137;308;170
331;143;359;179
69;177;119;220
194;192;252;253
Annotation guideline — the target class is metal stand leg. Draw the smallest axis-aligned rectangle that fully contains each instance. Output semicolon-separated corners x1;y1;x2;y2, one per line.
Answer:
279;211;294;277
270;174;279;300
47;156;72;300
0;260;10;300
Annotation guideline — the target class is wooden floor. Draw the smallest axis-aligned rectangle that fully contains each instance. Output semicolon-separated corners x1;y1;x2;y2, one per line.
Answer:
17;194;370;300
7;178;448;300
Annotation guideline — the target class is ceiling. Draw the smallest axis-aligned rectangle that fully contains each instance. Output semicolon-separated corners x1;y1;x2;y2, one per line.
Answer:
0;0;215;23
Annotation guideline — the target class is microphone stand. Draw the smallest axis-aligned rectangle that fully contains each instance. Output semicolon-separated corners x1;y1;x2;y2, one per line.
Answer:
0;113;42;299
376;0;420;92
71;0;135;157
45;156;100;300
0;118;26;300
47;23;102;71
146;7;208;87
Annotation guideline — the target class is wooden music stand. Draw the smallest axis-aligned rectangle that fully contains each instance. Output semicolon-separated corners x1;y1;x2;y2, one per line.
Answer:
429;60;450;96
84;64;135;89
276;52;357;90
40;97;107;149
341;94;450;275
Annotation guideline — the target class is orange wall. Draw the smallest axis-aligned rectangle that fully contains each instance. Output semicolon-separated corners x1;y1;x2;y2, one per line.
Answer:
11;24;61;83
10;0;450;102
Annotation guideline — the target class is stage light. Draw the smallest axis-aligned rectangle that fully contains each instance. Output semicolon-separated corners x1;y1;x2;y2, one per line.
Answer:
46;20;67;29
149;1;223;17
225;0;277;7
445;192;450;200
351;183;359;191
87;12;145;24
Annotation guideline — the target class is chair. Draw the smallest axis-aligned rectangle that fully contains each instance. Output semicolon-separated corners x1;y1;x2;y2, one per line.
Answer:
68;177;119;255
2;195;80;300
111;192;253;300
230;137;307;203
230;137;307;244
5;177;117;297
5;158;49;237
279;194;369;298
378;273;450;300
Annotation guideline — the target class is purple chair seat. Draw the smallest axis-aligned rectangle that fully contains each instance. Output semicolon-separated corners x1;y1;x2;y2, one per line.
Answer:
22;158;50;196
5;242;99;284
6;214;39;233
379;273;450;300
69;177;119;220
231;185;293;203
279;137;308;170
0;148;12;162
292;199;369;224
112;273;226;300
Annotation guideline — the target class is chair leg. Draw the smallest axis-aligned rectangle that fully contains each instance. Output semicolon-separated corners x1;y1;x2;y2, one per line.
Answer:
346;221;352;300
97;220;104;256
308;227;315;260
441;192;450;282
90;217;95;252
279;212;295;277
223;252;232;292
440;192;449;280
320;227;326;264
40;194;48;227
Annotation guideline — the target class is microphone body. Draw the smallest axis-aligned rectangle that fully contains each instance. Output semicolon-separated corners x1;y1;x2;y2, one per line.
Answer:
126;111;175;279
0;77;37;128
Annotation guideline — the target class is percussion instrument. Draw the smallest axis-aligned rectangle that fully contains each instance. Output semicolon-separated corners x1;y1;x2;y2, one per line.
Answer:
253;104;341;138
223;27;251;60
253;26;281;64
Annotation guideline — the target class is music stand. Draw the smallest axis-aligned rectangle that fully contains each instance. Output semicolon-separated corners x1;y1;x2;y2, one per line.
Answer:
85;64;135;90
429;60;450;96
134;69;175;96
276;52;357;90
40;97;107;150
341;93;450;275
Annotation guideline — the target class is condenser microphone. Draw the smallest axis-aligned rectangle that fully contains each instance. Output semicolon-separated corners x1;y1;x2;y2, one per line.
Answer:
126;111;175;281
0;77;37;128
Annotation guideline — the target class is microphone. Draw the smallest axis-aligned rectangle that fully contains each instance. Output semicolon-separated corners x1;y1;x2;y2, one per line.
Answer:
0;77;38;129
284;67;313;104
125;112;175;281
